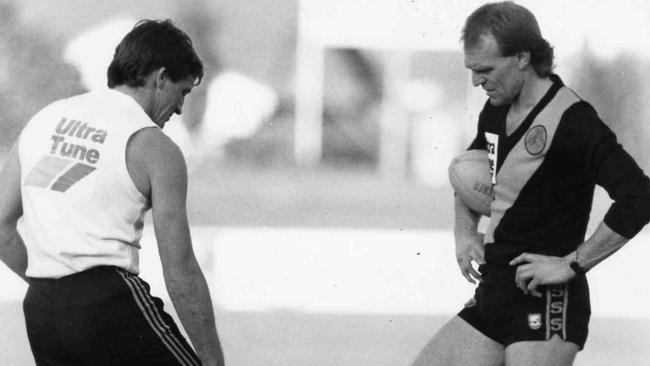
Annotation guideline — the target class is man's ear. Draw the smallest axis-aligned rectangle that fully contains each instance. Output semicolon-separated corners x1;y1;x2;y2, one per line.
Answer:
516;51;531;70
153;67;169;89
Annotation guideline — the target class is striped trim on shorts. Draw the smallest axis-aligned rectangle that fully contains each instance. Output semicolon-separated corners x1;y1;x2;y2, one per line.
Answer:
546;283;569;341
117;269;201;366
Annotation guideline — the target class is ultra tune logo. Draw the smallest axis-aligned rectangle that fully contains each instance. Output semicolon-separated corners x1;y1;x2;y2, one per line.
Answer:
24;117;107;192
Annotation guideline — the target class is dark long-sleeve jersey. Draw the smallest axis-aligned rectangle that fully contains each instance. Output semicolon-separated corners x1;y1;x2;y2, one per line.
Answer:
469;75;650;264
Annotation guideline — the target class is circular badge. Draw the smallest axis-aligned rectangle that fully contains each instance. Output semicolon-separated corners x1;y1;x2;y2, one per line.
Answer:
525;125;547;155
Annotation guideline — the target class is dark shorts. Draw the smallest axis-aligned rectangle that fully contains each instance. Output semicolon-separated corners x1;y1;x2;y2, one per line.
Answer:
458;263;591;349
23;266;201;366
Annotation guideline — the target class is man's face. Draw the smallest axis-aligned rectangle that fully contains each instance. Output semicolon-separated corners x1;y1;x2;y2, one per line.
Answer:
151;74;195;128
464;33;523;106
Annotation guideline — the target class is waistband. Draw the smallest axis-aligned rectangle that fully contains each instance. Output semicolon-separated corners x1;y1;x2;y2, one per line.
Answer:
484;243;576;265
26;266;141;306
28;265;125;283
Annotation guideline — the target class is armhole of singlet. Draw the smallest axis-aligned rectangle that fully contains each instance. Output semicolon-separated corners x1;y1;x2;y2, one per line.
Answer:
122;126;159;207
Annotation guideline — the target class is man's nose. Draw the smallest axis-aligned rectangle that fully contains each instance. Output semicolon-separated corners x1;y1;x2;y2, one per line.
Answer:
472;72;485;87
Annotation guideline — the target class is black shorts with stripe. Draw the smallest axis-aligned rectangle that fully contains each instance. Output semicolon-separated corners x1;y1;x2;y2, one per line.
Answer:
458;263;591;349
23;266;201;366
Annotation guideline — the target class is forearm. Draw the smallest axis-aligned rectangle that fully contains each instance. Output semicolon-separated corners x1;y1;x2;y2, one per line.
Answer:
0;226;28;281
0;143;26;281
563;221;628;272
165;260;223;365
454;195;482;240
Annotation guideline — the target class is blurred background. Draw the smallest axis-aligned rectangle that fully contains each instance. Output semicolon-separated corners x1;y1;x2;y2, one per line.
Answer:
1;0;650;365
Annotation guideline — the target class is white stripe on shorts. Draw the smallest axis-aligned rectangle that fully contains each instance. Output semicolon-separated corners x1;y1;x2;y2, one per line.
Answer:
545;287;551;340
117;270;200;366
562;284;569;340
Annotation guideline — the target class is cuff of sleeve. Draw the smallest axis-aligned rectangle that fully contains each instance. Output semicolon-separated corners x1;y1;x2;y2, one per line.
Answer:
604;209;638;239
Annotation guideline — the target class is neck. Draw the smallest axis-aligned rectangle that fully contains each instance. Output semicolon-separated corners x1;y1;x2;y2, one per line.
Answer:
505;72;552;135
113;85;155;119
511;72;552;115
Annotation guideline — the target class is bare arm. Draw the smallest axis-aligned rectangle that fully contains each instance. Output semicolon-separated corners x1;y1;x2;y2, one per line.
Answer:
454;194;485;284
510;222;628;297
565;221;628;271
0;142;28;281
129;128;224;366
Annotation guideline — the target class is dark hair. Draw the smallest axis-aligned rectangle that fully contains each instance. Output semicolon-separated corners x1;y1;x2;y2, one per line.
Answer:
107;19;204;88
461;1;554;77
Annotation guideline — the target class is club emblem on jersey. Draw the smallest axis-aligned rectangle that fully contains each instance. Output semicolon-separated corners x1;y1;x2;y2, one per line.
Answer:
528;313;542;330
524;125;547;155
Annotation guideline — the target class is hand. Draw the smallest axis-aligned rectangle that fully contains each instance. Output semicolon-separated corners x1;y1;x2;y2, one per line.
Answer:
509;253;576;298
455;233;485;284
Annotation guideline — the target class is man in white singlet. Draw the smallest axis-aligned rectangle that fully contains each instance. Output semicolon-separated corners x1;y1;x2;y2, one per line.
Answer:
0;19;224;366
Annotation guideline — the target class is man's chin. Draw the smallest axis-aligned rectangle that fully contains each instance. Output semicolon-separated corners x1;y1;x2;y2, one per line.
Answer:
488;97;505;106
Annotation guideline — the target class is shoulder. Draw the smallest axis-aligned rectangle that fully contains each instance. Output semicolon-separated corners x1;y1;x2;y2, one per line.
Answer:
24;92;96;128
561;100;613;137
20;96;72;141
477;100;505;129
127;127;187;191
554;99;617;152
126;127;187;198
129;127;185;168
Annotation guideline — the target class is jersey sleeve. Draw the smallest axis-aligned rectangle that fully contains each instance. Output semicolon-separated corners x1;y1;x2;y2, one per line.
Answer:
568;102;650;238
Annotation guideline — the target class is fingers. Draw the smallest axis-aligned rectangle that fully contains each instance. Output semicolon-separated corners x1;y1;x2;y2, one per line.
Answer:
459;261;477;284
509;252;541;266
457;257;482;284
527;278;543;298
467;249;485;282
515;264;532;295
456;257;473;284
472;246;486;265
514;263;545;297
467;264;483;283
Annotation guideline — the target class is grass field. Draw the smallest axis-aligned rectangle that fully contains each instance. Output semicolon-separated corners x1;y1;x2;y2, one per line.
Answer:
2;163;649;365
185;162;455;229
3;303;650;366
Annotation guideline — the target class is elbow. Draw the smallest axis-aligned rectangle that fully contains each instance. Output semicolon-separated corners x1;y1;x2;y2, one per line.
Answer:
162;256;203;290
605;195;650;239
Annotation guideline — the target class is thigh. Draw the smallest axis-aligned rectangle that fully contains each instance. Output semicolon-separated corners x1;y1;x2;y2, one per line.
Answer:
56;268;201;366
410;316;504;366
104;270;201;366
502;277;590;349
23;284;76;366
505;334;578;366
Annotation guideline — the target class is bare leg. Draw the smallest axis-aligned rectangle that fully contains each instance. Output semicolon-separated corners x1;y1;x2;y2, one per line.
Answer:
505;335;578;366
410;316;504;366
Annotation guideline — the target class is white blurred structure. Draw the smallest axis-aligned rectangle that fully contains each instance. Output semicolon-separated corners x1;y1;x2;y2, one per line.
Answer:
295;1;484;170
64;19;135;91
64;21;278;169
185;71;278;169
400;80;461;187
296;0;650;179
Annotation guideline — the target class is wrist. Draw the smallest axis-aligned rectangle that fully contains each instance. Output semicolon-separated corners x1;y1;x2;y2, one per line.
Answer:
566;251;587;276
569;260;586;275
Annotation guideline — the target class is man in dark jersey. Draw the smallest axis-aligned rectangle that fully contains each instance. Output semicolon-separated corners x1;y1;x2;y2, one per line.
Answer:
411;2;650;366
